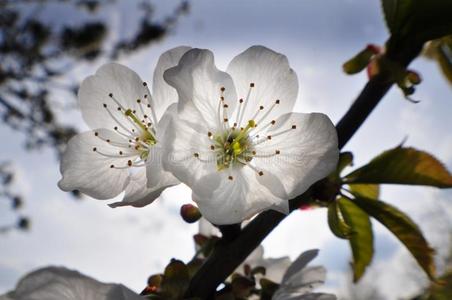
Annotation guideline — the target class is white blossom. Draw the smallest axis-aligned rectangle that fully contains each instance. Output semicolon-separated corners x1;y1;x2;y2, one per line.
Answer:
163;46;339;224
0;267;142;300
58;47;190;207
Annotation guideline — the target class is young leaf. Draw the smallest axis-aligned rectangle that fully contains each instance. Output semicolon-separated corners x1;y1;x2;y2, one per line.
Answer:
353;196;436;280
382;0;452;44
337;197;374;282
160;259;190;300
349;184;380;199
381;0;413;35
344;146;452;188
327;202;352;239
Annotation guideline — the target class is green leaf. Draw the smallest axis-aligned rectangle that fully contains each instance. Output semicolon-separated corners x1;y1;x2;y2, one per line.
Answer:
327;202;352;239
381;0;413;35
344;146;452;188
382;0;452;44
353;196;436;280
160;259;190;300
343;47;375;75
337;152;354;175
337;197;374;282
349;184;380;199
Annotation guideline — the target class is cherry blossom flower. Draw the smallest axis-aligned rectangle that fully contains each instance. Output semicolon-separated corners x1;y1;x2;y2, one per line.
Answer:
58;47;190;207
163;46;339;224
0;267;142;300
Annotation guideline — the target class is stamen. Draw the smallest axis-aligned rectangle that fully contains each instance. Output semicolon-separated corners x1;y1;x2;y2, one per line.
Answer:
237;83;255;127
228;176;233;180
255;100;280;126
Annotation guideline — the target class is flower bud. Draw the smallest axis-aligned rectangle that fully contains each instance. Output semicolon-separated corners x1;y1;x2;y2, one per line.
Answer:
180;203;202;223
406;71;422;85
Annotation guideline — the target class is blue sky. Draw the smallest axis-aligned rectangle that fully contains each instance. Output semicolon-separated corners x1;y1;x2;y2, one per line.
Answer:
1;1;451;299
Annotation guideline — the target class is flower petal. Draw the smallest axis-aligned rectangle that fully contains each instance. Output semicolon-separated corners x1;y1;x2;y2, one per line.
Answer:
152;46;191;120
3;266;142;300
280;266;327;294
162;113;216;189
58;129;131;200
108;168;178;208
192;166;284;225
282;249;319;283
226;46;298;126
164;48;237;130
79;63;153;131
254;112;339;199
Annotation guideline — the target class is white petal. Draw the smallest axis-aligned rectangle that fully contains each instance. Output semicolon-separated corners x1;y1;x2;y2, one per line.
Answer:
152;46;191;120
4;266;142;300
283;249;319;283
281;266;327;294
58;129;132;199
79;63;154;130
254;112;338;199
192;166;284;225
274;293;336;300
108;168;178;208
164;48;237;130
226;46;298;126
162;113;216;189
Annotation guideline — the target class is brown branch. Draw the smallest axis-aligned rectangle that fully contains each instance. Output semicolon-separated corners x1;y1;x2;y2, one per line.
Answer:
185;40;423;299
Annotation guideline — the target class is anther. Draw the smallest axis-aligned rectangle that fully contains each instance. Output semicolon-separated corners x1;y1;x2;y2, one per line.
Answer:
220;87;225;92
143;82;147;86
239;99;244;103
132;110;136;114
92;147;97;151
259;105;264;110
103;103;107;108
224;118;228;122
94;132;98;136
137;99;141;103
228;176;233;180
208;132;212;137
250;83;255;87
194;153;199;158
135;137;139;142
147;104;151;108
147;123;152;127
220;96;225;101
275;99;280;104
114;126;118;130
110;165;114;168
119;151;123;155
106;139;111;143
128;160;132;167
144;95;147;98
275;150;280;154
117;107;121;111
108;93;113;97
271;120;276;125
210;145;215;150
252;150;256;155
292;125;297;129
223;104;228;108
144;115;148;118
258;171;264;176
267;135;272;140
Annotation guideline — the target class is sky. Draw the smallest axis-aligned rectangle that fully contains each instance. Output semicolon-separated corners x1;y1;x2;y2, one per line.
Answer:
1;1;451;299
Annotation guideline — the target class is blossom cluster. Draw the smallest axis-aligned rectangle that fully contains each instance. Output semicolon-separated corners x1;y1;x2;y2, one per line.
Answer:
58;46;339;225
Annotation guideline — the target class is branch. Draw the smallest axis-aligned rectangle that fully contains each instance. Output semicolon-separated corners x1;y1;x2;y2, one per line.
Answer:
185;41;423;299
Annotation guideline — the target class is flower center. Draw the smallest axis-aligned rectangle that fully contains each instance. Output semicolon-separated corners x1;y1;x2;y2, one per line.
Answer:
194;84;298;181
92;82;158;169
213;120;256;170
